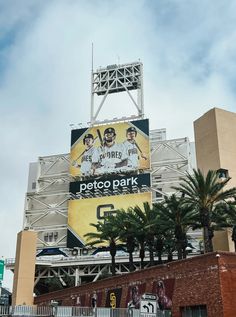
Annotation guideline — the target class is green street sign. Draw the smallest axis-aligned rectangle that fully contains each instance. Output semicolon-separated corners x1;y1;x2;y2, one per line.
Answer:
0;259;4;281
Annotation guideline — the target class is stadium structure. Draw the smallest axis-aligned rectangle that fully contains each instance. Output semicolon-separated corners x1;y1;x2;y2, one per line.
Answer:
5;60;236;317
7;61;197;291
23;131;195;250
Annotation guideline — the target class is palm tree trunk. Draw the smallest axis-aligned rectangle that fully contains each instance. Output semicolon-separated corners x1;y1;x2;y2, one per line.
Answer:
148;245;155;266
203;226;213;253
111;255;116;276
176;229;186;260
182;248;187;259
127;236;135;272
167;252;173;262
157;250;162;264
177;246;182;260
182;236;188;259
231;226;236;252
128;252;135;272
110;239;116;276
149;251;154;266
139;243;145;269
176;238;182;260
156;238;163;264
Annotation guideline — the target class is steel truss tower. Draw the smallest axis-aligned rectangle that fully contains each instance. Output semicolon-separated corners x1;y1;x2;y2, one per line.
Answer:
90;62;144;124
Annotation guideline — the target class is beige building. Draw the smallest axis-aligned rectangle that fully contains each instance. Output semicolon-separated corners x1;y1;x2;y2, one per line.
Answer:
194;107;236;251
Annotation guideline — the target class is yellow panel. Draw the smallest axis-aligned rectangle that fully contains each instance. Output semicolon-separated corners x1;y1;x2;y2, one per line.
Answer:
68;192;152;245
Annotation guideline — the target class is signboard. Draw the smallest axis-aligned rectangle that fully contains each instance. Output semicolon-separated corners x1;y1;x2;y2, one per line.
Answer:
70;173;151;196
152;279;175;310
142;294;157;300
126;284;146;309
0;259;4;281
70;119;150;178
105;288;122;308
67;192;152;248
88;291;102;308
140;299;157;316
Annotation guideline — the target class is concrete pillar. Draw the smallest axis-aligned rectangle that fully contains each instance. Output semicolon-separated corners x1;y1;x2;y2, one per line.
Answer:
12;230;37;306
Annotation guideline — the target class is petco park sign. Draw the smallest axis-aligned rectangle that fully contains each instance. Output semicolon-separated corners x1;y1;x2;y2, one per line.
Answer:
70;173;150;195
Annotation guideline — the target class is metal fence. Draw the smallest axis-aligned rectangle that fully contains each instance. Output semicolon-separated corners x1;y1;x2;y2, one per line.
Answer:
0;306;171;317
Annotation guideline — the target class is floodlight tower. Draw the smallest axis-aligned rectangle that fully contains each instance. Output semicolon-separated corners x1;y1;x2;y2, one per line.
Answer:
90;61;144;125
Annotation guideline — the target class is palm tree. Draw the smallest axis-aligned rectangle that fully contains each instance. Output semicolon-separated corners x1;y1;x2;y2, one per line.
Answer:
156;195;196;260
218;201;236;251
112;209;137;272
162;229;176;262
130;202;158;266
154;231;165;264
84;215;120;276
174;169;236;253
127;209;147;269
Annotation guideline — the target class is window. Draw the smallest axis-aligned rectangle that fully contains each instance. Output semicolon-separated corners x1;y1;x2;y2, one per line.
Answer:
155;188;163;199
44;233;49;242
181;305;207;317
48;232;53;242
44;232;58;242
32;182;36;190
217;168;229;179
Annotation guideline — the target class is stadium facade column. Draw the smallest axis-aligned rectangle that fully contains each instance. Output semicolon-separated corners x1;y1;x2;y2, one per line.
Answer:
12;230;37;305
194;107;236;252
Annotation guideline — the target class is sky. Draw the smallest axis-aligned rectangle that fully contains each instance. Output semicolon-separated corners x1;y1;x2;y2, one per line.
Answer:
1;0;236;290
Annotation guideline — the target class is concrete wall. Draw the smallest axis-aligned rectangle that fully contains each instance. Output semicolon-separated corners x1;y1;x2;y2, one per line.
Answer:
194;107;236;187
219;253;236;316
12;230;37;306
194;108;220;173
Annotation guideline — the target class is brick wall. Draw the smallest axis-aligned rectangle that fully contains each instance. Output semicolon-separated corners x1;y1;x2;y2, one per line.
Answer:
35;252;236;317
218;253;236;317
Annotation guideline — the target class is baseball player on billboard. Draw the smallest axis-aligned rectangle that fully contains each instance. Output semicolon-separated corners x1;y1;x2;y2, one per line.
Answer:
73;133;96;177
127;286;141;310
92;127;128;175
123;126;147;171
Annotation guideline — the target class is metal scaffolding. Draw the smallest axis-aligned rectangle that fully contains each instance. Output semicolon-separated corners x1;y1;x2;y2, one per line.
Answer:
150;133;195;202
24;154;71;249
90;62;144;125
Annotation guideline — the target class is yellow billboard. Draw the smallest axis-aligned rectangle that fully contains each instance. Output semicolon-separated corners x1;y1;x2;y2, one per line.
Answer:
70;119;150;178
67;192;152;247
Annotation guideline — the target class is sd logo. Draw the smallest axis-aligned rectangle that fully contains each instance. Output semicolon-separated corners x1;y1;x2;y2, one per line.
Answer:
96;204;117;220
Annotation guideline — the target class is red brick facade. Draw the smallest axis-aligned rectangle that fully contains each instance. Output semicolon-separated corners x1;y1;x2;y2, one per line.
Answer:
34;252;236;317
